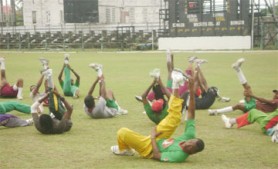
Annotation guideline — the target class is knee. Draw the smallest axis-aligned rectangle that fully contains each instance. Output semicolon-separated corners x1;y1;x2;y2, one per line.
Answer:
17;79;24;86
117;127;129;136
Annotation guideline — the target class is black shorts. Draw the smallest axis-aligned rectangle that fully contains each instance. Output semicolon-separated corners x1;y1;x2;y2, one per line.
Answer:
181;87;217;110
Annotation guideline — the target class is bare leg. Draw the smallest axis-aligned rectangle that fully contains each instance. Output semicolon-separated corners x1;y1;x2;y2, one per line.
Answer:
195;66;209;93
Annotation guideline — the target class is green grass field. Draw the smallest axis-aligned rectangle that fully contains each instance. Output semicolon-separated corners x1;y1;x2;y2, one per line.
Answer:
0;50;277;169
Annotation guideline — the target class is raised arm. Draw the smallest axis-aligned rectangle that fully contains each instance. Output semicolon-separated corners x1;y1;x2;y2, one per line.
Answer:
247;92;276;105
151;127;162;161
142;79;157;105
87;77;99;96
58;65;65;83
31;74;44;96
187;70;195;120
156;77;171;99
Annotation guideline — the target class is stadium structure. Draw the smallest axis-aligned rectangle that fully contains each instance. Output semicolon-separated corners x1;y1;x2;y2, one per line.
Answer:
0;0;277;50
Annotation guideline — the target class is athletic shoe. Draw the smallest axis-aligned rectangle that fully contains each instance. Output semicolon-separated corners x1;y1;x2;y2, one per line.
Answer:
188;56;197;63
39;57;49;66
17;96;23;100
221;114;232;128
171;70;186;86
64;54;70;65
135;95;143;102
111;145;135;156
73;89;80;99
208;109;218;116
117;108;128;115
218;97;231;102
173;68;190;79
89;63;103;71
149;68;160;79
26;118;34;126
271;124;278;143
232;58;245;70
195;59;208;66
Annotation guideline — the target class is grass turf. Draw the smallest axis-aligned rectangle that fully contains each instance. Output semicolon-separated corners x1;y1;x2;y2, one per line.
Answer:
0;51;278;169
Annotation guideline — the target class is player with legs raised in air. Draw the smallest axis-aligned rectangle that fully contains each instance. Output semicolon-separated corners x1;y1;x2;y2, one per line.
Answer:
0;57;23;100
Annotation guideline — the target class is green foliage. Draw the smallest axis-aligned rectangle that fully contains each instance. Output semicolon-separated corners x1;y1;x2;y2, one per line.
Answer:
0;51;277;169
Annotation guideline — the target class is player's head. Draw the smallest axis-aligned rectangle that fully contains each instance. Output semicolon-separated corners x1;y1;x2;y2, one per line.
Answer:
182;138;205;155
151;99;164;113
84;95;95;109
39;114;53;134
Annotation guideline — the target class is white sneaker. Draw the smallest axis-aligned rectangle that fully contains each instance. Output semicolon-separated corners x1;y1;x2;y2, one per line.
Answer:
89;63;103;71
39;57;49;66
173;68;189;79
111;145;135;156
195;59;208;66
26;118;34;126
64;54;70;65
208;109;218;116
135;95;142;102
17;96;23;100
188;56;197;63
117;108;128;115
73;89;80;99
232;58;245;70
239;99;245;104
171;70;186;86
149;68;160;79
271;124;278;143
221;115;232;128
218;97;231;102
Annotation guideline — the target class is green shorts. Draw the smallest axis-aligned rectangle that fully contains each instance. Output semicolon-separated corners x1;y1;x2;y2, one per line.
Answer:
106;99;118;110
244;97;256;112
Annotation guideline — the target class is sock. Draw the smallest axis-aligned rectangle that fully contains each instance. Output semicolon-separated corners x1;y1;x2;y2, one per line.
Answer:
172;80;180;89
47;77;54;89
17;87;23;98
236;68;247;84
229;118;237;125
216;106;233;114
43;64;48;70
97;69;103;77
13;84;18;90
1;61;5;70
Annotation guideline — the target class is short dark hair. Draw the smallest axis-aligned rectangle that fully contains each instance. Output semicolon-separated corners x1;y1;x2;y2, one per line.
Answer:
195;138;205;152
39;114;53;134
153;84;164;100
84;95;95;108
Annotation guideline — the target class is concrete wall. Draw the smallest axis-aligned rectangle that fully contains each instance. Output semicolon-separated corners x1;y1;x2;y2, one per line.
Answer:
23;0;64;27
158;36;251;50
23;0;161;27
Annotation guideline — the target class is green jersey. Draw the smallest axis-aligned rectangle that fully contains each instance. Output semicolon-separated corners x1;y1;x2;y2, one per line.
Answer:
156;119;196;162
144;103;168;124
